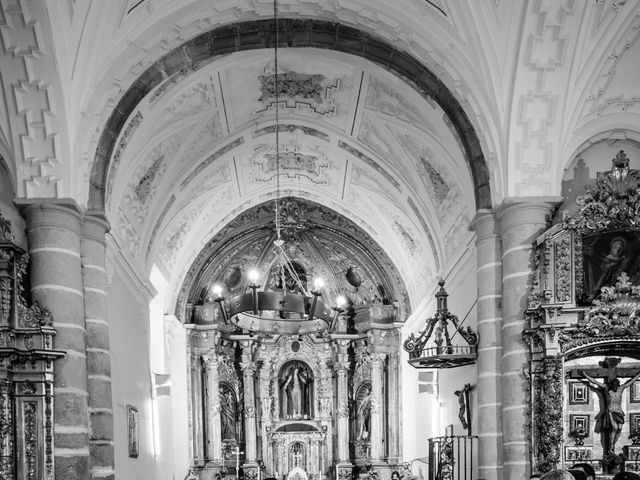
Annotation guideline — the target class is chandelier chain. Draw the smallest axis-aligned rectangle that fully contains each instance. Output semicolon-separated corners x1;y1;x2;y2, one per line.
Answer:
274;0;281;241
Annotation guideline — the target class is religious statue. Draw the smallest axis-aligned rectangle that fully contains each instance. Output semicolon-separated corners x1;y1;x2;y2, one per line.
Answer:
282;365;310;418
356;385;372;441
220;386;237;440
454;384;472;435
578;365;640;455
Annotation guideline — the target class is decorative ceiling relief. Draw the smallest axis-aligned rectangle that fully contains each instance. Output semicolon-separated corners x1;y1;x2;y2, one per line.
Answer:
251;143;329;185
339;140;401;191
444;213;471;262
149;64;200;105
257;65;340;116
584;16;640;119
180;137;244;190
392;219;418;256
189;165;232;199
364;77;436;132
114;210;141;255
175;114;224;167
399;133;461;225
357;115;403;166
123;130;184;224
253;124;330;142
350;166;398;203
158;78;220;131
106;112;143;204
407;196;440;270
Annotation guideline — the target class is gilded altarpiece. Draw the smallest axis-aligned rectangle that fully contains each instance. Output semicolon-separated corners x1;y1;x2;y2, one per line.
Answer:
525;152;640;475
185;309;402;480
0;213;65;479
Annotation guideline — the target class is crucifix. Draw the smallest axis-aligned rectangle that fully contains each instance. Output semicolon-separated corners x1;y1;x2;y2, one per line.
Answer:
570;357;640;459
233;445;244;480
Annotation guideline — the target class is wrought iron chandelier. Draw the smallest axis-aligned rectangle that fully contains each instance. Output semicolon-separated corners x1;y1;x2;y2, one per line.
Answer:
210;0;346;336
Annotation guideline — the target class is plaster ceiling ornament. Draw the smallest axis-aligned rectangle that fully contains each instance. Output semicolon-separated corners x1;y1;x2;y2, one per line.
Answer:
357;115;404;168
251;143;329;185
257;64;340;116
123;130;184;225
563;151;640;231
364;77;436;133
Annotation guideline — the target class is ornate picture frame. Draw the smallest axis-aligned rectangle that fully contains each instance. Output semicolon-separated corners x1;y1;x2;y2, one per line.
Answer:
569;382;589;405
569;414;590;438
630;413;640;434
127;404;139;458
631;382;640;404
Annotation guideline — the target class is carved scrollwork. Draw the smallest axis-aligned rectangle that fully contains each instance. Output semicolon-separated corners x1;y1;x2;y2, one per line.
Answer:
532;357;563;473
554;236;572;303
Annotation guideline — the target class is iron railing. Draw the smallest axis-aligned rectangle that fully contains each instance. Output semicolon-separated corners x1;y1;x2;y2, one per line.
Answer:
427;434;477;480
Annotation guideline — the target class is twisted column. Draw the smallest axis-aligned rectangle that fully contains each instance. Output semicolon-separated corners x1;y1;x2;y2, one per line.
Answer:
471;210;504;480
497;200;557;480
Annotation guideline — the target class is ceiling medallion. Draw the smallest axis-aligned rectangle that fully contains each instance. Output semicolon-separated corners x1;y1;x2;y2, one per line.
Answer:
210;0;345;337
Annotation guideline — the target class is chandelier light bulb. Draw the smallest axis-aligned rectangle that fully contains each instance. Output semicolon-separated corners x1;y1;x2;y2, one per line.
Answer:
336;295;347;308
212;284;223;299
313;277;325;291
248;269;260;284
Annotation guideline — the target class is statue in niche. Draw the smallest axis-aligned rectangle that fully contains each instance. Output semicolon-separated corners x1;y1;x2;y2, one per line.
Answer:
219;383;237;440
279;361;313;419
577;358;640;456
356;383;372;441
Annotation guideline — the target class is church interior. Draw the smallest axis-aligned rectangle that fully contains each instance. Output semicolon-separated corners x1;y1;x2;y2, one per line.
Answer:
3;1;640;479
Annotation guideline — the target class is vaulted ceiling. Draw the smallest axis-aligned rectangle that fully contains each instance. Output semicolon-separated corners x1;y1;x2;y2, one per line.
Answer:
2;0;640;313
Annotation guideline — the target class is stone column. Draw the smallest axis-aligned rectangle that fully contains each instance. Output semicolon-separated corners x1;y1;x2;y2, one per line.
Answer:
370;352;386;462
471;210;504;480
19;201;89;480
188;338;205;461
202;351;222;463
241;340;258;466
81;212;114;480
334;340;351;464
496;200;557;480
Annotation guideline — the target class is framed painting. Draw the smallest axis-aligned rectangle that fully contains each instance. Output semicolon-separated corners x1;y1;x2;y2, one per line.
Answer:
582;231;640;301
630;413;640;434
631;381;640;403
569;382;589;405
127;404;139;458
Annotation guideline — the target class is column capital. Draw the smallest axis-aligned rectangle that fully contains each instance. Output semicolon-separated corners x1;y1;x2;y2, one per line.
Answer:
470;209;499;239
82;211;111;244
15;198;83;234
495;197;562;234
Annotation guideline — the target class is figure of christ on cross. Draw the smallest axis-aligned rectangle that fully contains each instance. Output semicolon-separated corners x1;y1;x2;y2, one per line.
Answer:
576;357;640;456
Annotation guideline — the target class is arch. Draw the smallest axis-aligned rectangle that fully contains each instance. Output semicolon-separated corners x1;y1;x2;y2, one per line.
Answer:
89;19;491;212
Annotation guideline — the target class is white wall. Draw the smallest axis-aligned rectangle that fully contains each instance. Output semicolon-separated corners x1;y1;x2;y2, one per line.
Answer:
107;246;158;479
401;240;478;476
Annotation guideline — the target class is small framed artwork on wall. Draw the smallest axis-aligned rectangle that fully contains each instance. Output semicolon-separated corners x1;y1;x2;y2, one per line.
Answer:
569;382;589;405
631;381;640;403
570;414;590;438
127;404;139;458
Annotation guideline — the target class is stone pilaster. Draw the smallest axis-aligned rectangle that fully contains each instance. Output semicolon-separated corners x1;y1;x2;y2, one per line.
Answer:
190;341;205;461
471;210;504;480
202;351;222;463
81;212;114;480
386;332;401;463
496;199;557;480
370;352;386;462
18;201;89;480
